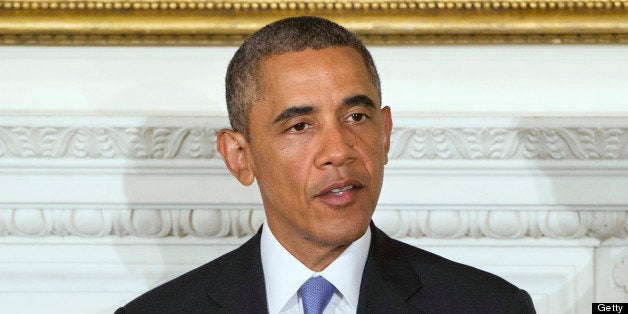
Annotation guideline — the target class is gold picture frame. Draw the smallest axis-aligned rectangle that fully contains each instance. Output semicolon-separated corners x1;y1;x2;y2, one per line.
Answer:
1;0;628;45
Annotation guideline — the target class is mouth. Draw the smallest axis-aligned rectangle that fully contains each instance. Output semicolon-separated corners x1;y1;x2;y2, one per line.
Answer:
314;179;365;206
330;185;354;195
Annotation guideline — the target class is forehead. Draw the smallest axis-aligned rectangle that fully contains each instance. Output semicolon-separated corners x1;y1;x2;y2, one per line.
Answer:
262;45;362;64
254;46;377;105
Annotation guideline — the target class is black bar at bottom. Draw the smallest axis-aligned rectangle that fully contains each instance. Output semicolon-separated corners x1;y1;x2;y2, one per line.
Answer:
593;303;628;314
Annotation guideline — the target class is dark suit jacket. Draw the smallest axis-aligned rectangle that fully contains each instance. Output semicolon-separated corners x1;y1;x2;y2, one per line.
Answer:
116;223;535;313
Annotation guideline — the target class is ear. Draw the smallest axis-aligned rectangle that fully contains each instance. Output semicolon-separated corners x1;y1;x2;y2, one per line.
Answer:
380;106;393;164
216;129;255;186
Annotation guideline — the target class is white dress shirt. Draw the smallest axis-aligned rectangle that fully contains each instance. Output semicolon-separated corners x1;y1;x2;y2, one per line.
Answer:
260;222;371;314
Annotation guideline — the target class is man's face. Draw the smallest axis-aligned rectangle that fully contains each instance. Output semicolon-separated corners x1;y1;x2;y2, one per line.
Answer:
245;46;392;248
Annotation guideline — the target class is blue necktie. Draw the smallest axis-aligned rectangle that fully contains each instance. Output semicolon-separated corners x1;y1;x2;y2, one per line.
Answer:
299;276;336;314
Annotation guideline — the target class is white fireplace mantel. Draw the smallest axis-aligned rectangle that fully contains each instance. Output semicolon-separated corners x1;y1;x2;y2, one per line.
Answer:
0;45;627;314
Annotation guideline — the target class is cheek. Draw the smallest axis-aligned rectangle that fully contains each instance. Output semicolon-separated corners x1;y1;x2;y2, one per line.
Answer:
356;131;386;160
263;145;309;189
277;137;316;164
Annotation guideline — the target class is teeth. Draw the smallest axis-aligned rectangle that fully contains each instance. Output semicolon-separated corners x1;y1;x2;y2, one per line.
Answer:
331;185;354;194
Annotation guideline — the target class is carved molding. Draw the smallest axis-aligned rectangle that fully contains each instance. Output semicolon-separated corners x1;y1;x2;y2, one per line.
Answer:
3;34;628;46
389;127;628;160
1;121;627;161
3;1;628;12
614;254;628;294
0;126;219;159
1;208;626;240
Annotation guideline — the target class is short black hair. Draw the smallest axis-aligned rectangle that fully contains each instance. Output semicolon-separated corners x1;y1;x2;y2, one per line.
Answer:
225;16;381;140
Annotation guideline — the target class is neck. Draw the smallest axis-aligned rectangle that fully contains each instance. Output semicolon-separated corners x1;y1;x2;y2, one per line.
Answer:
294;242;349;272
266;222;350;272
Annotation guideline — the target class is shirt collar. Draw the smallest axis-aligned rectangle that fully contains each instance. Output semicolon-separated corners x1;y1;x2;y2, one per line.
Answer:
260;221;371;313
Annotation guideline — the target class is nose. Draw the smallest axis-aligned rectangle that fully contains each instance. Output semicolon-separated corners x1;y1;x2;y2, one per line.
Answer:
314;122;354;168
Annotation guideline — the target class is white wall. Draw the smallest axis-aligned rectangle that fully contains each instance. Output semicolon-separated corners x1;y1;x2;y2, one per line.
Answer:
1;46;627;314
2;46;628;115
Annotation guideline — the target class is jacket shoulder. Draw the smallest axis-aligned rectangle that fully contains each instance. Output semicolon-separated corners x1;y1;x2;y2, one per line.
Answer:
117;233;261;314
392;237;535;312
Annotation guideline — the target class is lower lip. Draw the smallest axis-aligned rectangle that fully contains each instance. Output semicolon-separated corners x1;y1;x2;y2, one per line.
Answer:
317;188;359;207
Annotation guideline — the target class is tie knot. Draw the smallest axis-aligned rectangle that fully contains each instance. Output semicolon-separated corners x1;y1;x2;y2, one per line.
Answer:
299;276;336;314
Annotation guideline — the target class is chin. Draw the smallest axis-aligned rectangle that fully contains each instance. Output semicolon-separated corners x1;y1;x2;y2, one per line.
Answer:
315;220;370;246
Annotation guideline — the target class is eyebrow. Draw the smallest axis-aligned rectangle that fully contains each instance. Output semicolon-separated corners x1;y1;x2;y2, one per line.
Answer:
343;94;376;109
271;94;377;124
272;105;315;124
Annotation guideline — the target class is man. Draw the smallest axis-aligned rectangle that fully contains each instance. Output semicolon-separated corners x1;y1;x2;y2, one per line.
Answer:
116;16;535;313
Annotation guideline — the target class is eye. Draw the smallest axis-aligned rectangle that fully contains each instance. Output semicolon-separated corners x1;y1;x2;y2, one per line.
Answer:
289;122;309;132
348;113;367;122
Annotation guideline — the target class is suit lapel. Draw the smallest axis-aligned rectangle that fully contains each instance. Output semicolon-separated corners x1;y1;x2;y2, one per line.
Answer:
207;227;269;313
204;223;424;313
357;223;425;313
